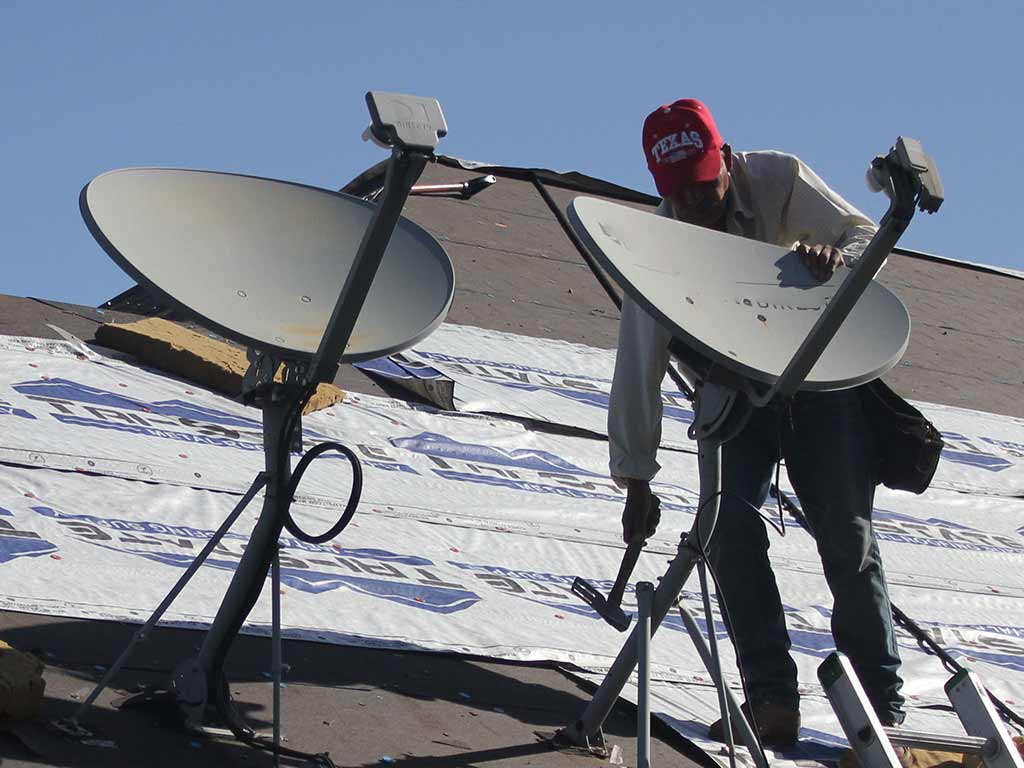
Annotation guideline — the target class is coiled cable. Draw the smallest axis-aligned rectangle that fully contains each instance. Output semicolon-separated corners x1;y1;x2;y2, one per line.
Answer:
280;440;363;544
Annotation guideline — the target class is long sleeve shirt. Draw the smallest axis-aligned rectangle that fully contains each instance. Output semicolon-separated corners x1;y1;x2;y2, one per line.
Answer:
608;150;878;481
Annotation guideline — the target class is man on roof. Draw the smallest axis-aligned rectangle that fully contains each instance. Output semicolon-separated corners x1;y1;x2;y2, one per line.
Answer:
608;98;904;749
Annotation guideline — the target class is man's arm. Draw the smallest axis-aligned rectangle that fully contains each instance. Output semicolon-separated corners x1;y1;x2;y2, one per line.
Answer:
608;294;672;542
785;156;879;280
608;294;672;483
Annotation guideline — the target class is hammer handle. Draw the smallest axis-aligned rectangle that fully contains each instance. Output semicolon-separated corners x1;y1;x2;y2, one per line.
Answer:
606;539;644;609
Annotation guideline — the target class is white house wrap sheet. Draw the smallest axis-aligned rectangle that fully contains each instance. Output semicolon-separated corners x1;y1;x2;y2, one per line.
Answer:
356;323;697;448
1;333;1022;766
358;323;1024;497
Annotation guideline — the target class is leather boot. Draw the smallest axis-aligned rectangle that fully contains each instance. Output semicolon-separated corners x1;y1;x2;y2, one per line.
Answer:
708;700;800;750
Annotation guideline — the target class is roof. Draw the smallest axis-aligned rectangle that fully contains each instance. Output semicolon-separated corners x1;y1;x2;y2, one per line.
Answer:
4;155;1022;768
103;156;1024;419
0;157;726;768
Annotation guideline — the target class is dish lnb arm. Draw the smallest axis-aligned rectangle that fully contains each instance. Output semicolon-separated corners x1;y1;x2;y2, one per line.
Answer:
306;92;447;388
365;91;448;152
753;136;943;404
867;136;944;217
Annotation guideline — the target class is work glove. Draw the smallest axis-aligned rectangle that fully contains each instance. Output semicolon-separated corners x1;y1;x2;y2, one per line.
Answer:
621;479;661;544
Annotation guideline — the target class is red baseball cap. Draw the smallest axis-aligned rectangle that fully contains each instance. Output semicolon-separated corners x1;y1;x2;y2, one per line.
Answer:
642;99;724;197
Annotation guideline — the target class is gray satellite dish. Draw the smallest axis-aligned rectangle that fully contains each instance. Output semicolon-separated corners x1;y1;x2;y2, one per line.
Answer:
72;92;459;757
81;168;454;361
568;196;910;391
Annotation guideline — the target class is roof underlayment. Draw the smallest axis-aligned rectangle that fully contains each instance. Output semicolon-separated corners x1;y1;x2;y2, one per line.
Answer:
2;157;1023;767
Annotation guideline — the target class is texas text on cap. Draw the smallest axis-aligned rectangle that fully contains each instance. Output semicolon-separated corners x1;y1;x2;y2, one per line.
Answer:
642;98;724;197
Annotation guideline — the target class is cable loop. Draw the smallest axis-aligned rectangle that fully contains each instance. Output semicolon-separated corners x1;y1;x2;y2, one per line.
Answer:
281;442;362;544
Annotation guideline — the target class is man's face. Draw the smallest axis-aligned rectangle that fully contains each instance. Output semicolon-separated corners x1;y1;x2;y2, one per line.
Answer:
665;147;732;229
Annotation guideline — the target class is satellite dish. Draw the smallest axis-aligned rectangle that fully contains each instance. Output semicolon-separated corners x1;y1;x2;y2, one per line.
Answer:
81;168;454;361
568;196;910;391
73;94;458;755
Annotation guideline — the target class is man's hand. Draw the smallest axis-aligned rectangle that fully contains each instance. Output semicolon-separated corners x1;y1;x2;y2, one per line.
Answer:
622;479;661;544
796;242;845;282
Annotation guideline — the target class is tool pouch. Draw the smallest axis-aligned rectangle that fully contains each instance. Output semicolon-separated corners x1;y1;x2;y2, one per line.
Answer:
860;379;944;494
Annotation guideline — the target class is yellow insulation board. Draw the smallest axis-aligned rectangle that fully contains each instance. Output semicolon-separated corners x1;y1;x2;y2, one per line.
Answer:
95;318;345;415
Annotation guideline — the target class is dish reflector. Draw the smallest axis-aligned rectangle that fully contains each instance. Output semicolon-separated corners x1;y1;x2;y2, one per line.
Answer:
568;196;909;390
82;168;454;361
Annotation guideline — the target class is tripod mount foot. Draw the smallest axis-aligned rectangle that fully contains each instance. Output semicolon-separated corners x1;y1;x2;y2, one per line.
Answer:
170;660;254;739
551;721;609;757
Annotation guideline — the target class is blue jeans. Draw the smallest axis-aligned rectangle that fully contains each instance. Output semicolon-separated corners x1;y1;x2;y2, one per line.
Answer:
706;387;905;724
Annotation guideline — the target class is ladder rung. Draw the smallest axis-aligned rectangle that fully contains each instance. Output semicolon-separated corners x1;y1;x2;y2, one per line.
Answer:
884;727;990;755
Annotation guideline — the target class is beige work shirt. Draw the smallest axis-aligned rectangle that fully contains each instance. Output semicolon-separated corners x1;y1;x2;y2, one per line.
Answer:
608;150;878;481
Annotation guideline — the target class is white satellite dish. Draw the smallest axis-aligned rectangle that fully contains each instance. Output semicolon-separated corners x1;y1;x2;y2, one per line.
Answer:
81;168;454;361
568;196;910;390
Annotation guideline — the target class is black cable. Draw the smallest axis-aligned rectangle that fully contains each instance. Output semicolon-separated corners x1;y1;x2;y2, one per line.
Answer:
772;485;1024;731
747;494;785;537
773;460;786;537
276;381;317;477
687;490;769;763
281;441;363;544
696;486;786;538
530;174;697;398
266;382;364;545
889;604;1024;731
773;402;793;538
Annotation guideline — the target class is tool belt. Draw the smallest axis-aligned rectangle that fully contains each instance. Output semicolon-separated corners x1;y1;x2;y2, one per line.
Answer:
860;379;944;494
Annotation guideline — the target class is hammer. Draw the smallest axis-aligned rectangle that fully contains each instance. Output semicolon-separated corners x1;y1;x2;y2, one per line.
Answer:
572;489;660;631
571;539;645;632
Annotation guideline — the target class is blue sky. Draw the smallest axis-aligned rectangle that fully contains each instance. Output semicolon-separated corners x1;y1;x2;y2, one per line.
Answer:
3;1;1021;306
